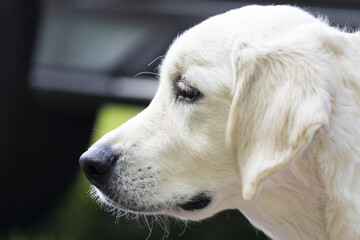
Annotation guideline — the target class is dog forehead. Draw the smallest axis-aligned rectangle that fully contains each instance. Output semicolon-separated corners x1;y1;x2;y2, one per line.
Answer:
166;31;228;70
176;5;315;41
162;5;316;71
161;21;232;79
158;4;319;94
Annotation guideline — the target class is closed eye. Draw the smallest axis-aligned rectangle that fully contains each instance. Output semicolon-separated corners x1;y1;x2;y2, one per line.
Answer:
175;77;201;103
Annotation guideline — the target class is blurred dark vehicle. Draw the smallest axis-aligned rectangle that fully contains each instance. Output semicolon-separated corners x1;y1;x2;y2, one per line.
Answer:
0;0;359;238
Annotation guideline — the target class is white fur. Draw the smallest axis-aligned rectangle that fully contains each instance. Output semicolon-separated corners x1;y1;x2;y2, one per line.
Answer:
89;5;360;240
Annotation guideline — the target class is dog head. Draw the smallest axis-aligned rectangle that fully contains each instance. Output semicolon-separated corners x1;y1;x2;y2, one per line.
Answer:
80;5;341;221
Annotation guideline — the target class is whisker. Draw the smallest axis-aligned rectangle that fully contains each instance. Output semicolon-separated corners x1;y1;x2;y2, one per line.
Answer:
87;174;190;239
148;55;165;66
178;220;188;236
134;71;160;78
92;128;105;134
144;215;155;240
154;214;170;239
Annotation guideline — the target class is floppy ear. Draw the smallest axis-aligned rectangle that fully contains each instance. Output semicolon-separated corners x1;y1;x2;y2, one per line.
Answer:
227;28;331;201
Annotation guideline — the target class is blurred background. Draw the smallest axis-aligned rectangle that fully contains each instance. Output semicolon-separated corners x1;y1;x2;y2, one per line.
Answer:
0;0;359;239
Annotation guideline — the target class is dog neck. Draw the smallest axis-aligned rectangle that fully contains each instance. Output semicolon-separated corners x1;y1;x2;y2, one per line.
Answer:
311;59;360;239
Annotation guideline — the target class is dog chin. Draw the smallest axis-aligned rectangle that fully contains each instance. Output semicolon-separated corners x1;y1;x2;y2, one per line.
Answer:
167;206;217;221
94;189;167;214
92;186;214;218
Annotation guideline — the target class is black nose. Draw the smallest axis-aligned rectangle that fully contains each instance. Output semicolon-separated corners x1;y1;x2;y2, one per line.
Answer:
79;146;117;189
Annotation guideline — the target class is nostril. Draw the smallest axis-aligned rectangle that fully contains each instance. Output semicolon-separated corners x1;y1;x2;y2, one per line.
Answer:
90;166;98;175
79;146;117;188
84;158;112;175
88;164;100;175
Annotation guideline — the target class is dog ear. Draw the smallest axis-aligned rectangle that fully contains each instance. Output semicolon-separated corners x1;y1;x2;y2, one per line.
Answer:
227;28;331;201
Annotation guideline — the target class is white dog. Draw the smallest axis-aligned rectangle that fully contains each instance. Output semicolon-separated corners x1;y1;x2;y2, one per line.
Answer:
80;5;360;240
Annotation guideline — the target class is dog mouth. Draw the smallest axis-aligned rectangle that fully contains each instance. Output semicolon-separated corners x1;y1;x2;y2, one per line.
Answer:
99;188;212;213
178;193;212;211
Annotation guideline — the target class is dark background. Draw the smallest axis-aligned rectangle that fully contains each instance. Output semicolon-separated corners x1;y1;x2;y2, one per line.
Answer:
1;0;359;239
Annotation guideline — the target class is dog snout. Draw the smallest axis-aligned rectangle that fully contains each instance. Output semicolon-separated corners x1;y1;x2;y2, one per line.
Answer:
79;146;117;189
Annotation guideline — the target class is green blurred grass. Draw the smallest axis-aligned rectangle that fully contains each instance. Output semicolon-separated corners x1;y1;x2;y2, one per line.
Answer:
89;104;145;145
4;104;267;240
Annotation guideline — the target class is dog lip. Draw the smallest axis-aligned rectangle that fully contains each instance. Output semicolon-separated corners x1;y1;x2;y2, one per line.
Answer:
178;193;212;211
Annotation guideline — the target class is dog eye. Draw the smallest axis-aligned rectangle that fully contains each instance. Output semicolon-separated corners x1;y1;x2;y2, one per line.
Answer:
177;87;200;103
175;81;201;103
